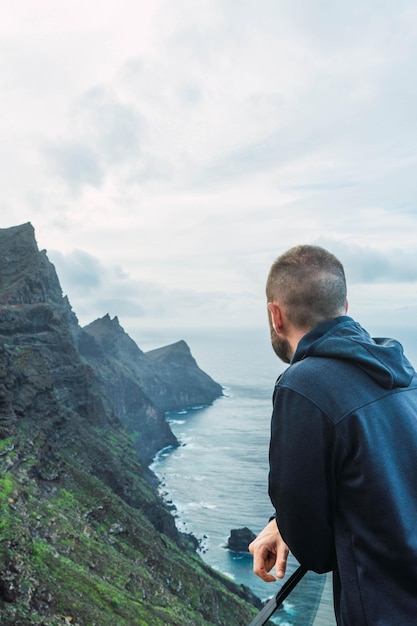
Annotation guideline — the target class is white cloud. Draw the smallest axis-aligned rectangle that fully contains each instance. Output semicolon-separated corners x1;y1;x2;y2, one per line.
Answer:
44;141;104;191
1;0;417;333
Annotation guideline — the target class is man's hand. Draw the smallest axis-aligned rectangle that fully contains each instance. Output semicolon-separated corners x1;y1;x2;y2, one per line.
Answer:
249;518;289;582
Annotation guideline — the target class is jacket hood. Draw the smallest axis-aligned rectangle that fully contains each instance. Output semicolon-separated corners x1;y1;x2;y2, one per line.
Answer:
292;316;415;390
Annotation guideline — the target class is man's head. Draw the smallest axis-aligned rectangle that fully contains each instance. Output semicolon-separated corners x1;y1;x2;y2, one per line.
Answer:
266;245;347;362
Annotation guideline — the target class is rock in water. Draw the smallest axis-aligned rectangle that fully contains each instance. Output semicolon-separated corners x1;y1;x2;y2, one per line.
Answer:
226;527;257;552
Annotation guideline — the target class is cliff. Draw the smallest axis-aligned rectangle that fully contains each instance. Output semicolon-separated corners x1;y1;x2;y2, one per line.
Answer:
0;223;259;625
80;314;222;464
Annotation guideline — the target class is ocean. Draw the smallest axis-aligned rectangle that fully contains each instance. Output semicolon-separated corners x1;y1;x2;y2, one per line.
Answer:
137;324;417;626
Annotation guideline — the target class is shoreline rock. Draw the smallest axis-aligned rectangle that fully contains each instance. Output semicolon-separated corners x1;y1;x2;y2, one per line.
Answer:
226;527;257;553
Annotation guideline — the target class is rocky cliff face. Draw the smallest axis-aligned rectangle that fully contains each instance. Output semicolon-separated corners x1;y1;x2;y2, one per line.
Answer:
80;314;222;464
0;223;258;625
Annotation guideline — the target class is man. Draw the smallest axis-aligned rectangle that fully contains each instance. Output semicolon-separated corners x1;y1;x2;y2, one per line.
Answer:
249;245;417;625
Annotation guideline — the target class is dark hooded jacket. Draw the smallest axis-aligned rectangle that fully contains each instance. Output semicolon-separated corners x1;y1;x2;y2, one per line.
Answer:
269;316;417;625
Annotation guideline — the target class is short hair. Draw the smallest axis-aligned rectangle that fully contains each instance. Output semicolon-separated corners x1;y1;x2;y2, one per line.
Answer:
266;245;347;329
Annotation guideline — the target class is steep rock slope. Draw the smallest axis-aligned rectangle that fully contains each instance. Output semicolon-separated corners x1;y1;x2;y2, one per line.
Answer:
80;314;222;464
145;339;222;411
0;223;259;625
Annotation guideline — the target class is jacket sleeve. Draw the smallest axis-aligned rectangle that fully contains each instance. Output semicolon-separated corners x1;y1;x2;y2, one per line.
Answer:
268;383;340;573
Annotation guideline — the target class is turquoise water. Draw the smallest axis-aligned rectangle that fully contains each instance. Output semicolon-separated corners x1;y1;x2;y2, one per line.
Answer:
139;325;417;625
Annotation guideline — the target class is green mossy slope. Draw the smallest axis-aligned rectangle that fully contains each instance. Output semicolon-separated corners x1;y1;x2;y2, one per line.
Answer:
0;359;259;625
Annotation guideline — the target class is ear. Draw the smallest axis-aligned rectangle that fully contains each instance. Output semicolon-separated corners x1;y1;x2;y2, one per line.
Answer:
268;302;284;334
345;298;349;313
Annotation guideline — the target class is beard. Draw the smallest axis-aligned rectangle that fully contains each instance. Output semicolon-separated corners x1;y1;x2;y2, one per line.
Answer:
268;319;292;364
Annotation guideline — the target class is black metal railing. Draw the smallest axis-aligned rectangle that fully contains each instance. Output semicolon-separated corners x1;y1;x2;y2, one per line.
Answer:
248;565;308;626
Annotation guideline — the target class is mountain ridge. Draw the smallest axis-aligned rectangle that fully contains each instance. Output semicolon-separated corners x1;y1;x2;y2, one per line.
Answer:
0;222;259;625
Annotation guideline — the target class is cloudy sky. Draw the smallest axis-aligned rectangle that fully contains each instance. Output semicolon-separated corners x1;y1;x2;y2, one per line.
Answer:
2;0;417;341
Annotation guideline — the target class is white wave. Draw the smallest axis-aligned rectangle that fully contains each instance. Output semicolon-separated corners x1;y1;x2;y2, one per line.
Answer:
186;501;217;511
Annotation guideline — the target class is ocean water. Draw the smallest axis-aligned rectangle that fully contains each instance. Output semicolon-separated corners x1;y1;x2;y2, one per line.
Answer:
138;324;417;626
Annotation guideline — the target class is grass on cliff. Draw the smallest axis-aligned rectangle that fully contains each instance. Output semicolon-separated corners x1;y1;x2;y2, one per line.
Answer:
0;447;258;626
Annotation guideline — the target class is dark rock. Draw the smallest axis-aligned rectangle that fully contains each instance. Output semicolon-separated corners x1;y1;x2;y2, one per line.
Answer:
81;314;223;464
226;527;257;552
80;315;178;465
146;339;223;411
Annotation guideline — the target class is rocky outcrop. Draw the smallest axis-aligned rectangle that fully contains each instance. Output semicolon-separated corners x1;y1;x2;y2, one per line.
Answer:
0;222;63;306
79;315;178;465
226;528;257;552
0;223;259;625
145;339;223;411
80;314;222;464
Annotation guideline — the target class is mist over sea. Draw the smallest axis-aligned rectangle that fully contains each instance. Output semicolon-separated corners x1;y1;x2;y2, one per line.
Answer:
138;324;417;626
